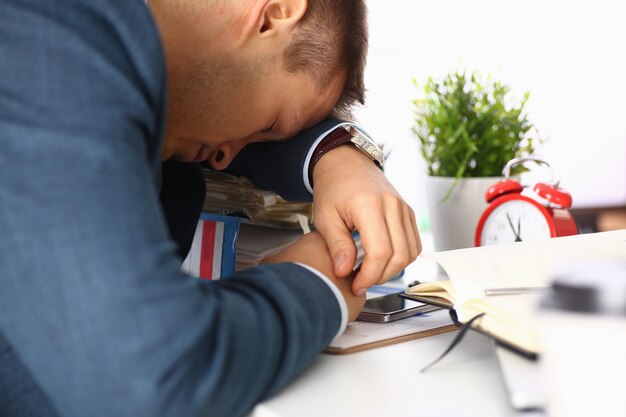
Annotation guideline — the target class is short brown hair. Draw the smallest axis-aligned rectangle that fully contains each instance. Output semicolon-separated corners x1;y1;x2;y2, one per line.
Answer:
283;0;368;119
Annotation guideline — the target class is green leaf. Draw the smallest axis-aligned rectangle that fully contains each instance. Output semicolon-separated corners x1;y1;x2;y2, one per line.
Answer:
411;70;542;180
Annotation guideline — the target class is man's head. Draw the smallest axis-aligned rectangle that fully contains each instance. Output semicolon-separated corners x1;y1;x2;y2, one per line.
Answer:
149;0;368;169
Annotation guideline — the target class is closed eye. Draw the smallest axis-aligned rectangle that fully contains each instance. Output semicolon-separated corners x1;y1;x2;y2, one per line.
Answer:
261;119;277;133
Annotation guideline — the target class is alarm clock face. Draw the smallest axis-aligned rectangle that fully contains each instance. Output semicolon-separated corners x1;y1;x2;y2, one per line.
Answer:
479;199;552;245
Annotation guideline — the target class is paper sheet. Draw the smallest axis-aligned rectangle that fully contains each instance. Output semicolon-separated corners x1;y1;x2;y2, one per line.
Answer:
328;309;454;351
424;230;626;296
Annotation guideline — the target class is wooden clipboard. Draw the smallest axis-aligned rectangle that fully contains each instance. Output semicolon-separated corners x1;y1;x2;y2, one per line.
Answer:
324;323;458;354
323;309;459;355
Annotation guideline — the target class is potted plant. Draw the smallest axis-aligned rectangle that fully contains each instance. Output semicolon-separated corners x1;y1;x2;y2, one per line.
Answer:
412;70;539;251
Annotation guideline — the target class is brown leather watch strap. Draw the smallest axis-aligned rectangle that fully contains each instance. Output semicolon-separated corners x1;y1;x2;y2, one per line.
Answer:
308;126;353;186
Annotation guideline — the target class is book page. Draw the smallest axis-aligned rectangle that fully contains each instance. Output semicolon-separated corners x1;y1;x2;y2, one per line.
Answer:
424;230;626;300
462;294;542;353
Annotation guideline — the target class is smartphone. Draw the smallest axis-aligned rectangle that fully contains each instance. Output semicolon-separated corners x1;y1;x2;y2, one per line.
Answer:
357;293;441;323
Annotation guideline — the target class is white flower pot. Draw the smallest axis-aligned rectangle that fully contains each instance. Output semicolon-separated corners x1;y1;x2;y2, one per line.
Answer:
425;176;500;251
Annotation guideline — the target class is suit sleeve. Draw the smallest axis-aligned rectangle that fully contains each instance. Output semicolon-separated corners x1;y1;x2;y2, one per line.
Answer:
226;120;378;202
0;2;341;417
225;119;343;201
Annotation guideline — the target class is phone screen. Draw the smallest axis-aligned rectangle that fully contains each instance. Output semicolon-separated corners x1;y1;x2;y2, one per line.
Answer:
357;293;439;322
362;293;426;315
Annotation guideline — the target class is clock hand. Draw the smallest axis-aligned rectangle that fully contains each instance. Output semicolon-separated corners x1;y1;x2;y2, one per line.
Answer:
516;216;522;242
505;212;522;242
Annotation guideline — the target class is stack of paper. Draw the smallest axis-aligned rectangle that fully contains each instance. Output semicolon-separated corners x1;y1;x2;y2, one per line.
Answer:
202;169;313;229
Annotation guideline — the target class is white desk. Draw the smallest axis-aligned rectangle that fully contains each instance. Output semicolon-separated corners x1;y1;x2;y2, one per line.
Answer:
252;255;546;417
252;330;546;417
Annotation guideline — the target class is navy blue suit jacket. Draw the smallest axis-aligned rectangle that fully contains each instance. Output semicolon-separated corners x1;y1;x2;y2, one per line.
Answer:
0;1;345;416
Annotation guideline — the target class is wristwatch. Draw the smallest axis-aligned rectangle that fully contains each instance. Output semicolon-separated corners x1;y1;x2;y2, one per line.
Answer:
308;125;385;185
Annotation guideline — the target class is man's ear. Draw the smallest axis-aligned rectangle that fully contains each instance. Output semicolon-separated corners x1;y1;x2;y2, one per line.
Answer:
207;141;247;171
257;0;307;36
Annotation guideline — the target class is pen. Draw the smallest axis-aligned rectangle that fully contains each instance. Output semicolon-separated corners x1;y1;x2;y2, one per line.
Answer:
484;287;547;296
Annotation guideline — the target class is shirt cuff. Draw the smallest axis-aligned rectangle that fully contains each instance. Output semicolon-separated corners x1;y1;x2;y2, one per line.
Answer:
294;262;348;343
302;122;375;195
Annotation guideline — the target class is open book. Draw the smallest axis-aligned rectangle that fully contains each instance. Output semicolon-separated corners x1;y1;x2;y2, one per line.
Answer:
404;230;626;357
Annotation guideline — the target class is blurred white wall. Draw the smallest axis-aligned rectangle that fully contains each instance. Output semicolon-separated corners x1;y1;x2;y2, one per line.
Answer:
355;0;626;237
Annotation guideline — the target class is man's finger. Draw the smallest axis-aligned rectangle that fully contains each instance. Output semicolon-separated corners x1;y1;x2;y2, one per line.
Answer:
408;205;422;256
376;198;411;285
352;208;392;295
402;205;420;262
315;212;358;278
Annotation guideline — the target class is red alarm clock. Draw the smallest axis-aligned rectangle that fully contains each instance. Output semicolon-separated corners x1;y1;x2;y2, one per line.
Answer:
475;157;579;246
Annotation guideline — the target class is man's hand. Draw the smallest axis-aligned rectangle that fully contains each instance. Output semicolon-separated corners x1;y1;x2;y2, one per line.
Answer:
262;231;366;322
312;145;421;296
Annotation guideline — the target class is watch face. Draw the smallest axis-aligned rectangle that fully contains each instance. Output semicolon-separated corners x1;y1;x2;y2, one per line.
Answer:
479;199;552;245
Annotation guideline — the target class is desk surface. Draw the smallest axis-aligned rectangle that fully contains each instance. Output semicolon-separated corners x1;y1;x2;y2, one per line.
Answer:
251;255;545;417
252;330;540;417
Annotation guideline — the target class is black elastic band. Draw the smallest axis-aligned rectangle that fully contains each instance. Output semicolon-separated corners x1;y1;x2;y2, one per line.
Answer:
420;313;486;373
